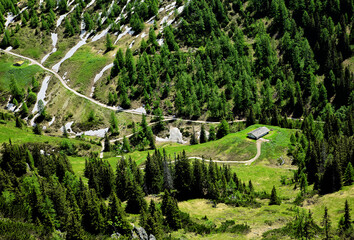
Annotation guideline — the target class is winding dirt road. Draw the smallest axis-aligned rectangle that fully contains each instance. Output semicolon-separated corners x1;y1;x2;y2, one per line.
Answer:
188;138;269;165
106;138;268;166
2;49;246;125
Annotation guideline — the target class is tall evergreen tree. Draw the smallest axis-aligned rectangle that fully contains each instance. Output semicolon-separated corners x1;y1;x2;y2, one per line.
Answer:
322;206;331;240
338;200;353;236
320;156;342;194
269;186;280;205
161;190;181;230
107;192;131;235
122;136;132;153
343;162;354;186
144;200;163;238
125;180;147;214
216;119;230;139
200;125;208;143
190;128;198;145
106;34;113;51
208;125;216;141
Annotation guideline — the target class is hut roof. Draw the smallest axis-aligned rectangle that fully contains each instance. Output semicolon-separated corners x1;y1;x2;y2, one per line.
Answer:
247;127;270;139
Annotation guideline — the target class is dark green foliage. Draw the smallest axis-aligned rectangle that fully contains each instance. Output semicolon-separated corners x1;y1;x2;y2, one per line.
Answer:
269;186;280;205
343;162;354;186
27;92;37;105
107;192;132;235
81;189;105;234
21;102;28;117
161;190;181;230
62;125;69;138
130;114;155;150
338;200;353;237
106;33;113;52
10;78;24;102
104;132;111;152
15;116;23;129
122;136;132;153
0;219;45;239
208;125;216;141
263;209;321;239
322;207;331;240
144;151;163;194
60;139;77;156
190;128;198;145
199;125;208;143
32;123;42;135
174;151;193;200
0;143;27;177
85;157;114;198
141;200;163;238
130;12;144;33
216;120;229;139
319;155;342;194
0;29;11;48
125;180;147;214
290;111;353;195
115;157;143;202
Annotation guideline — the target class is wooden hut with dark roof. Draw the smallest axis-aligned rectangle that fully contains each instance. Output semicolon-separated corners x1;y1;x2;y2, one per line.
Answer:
247;127;270;140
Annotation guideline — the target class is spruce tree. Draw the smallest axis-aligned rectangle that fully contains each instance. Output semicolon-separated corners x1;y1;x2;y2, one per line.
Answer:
21;101;29;117
107;192;132;235
65;211;85;240
104;133;110;152
174;152;193;200
162;190;181;230
144;152;163;194
190;128;198;145
299;172;308;194
322;206;331;240
122;136;132;153
33;124;42;135
208;125;216;141
269;186;280;205
338;200;353;236
106;33;113;52
115;158;130;201
109;111;119;136
0;30;10;48
200;125;208;143
126;180;147;214
343;162;354;186
15;117;23;129
145;200;163;238
320;156;342;194
216;119;229;139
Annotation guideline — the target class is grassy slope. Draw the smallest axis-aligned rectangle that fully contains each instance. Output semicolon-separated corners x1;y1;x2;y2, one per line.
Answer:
12;27;52;60
0;48;141;144
0;120;100;152
0;54;43;91
43;35;78;68
175;186;354;240
60;45;111;95
303;185;354;225
123;124;295;164
44;78;140;130
69;124;295;180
